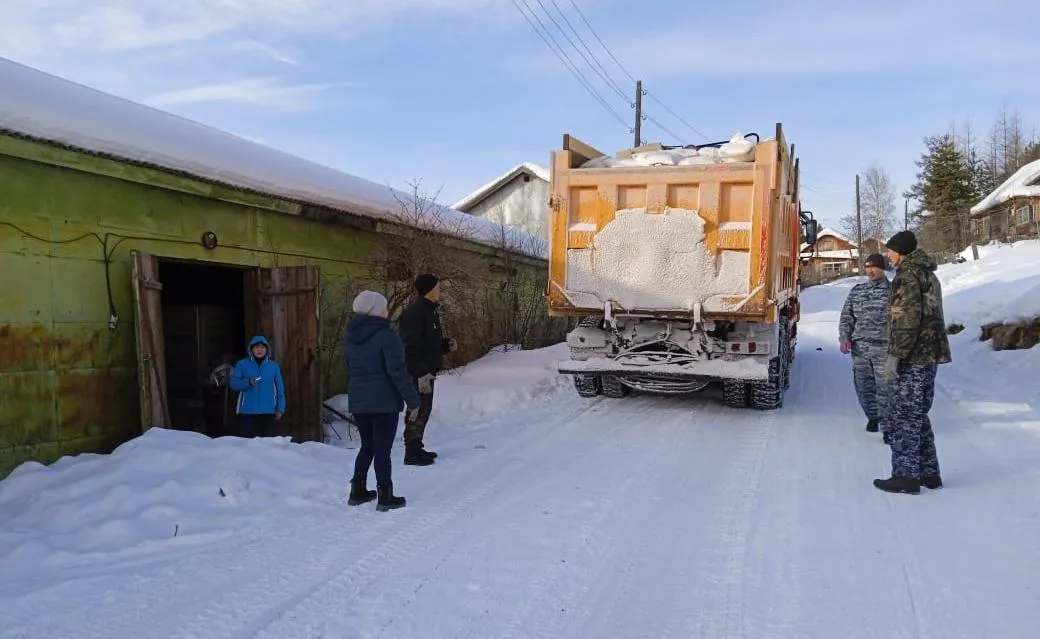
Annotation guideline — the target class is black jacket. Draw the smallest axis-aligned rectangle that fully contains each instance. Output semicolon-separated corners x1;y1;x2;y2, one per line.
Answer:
397;297;450;377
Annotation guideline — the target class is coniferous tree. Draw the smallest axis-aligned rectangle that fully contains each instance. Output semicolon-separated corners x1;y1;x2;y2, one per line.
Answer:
905;134;977;258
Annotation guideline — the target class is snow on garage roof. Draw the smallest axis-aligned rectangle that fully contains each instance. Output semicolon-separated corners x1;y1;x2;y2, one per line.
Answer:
970;158;1040;215
452;162;550;212
0;57;547;259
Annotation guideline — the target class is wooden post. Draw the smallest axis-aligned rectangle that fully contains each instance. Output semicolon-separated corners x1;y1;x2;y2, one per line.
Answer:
855;174;864;273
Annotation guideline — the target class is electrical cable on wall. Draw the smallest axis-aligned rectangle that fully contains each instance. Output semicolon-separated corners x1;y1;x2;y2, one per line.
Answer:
0;222;367;331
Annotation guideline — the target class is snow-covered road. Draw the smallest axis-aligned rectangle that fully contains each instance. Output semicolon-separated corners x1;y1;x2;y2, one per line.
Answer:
3;257;1040;638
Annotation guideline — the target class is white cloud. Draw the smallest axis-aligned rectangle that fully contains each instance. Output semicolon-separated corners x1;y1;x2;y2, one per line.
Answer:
0;0;505;110
0;0;502;59
227;41;300;65
144;78;340;109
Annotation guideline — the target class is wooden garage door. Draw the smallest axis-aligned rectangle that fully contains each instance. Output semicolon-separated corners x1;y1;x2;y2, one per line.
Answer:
244;266;321;442
130;251;171;432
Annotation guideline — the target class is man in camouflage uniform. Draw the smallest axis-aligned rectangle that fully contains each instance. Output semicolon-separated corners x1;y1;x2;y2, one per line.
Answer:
874;231;952;495
838;252;891;440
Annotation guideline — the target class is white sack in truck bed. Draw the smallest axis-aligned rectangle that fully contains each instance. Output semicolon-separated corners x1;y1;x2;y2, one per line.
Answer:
580;133;758;168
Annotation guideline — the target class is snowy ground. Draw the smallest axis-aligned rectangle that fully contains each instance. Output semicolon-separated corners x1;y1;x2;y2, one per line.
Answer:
2;242;1039;638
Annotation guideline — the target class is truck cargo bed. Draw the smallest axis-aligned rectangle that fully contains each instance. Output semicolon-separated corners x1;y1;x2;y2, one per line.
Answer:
548;125;800;325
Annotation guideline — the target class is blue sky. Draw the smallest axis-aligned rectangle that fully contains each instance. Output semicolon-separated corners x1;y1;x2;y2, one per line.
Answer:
2;0;1039;230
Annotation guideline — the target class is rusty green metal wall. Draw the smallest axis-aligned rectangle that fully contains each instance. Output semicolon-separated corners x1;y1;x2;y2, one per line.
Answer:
0;136;382;477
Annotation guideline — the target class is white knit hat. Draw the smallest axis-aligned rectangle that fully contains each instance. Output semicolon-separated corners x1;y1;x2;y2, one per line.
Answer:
352;290;388;316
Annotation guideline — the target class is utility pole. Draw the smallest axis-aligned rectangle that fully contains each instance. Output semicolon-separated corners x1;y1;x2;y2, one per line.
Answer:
855;174;864;273
633;80;643;148
904;198;909;231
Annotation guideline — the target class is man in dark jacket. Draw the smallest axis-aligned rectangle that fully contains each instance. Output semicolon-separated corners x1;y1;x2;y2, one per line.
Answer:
874;231;952;495
397;273;458;465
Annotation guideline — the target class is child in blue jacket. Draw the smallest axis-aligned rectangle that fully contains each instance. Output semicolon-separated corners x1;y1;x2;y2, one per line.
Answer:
229;335;286;437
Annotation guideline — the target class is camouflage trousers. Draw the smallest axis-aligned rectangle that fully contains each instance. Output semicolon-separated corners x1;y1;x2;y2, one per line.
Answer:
851;342;889;429
889;363;941;478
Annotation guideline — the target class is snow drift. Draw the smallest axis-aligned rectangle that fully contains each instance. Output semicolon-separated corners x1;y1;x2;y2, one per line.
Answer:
324;343;571;446
0;343;569;596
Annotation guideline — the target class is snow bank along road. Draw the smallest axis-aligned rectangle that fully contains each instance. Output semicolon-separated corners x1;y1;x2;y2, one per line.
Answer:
3;283;1040;639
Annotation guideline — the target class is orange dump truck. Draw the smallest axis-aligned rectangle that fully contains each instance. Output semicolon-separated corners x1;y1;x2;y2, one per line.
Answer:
548;124;820;409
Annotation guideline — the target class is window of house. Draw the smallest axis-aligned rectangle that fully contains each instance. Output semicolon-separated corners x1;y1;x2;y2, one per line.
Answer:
1016;204;1034;225
975;218;990;240
821;261;845;275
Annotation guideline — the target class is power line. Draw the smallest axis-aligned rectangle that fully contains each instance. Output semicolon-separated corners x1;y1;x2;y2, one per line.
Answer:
509;0;631;131
544;0;630;103
645;92;710;142
644;113;687;146
565;0;637;83
562;0;709;143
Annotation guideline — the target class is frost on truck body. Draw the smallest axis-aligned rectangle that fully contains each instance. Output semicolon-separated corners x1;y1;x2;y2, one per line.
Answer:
564;207;750;312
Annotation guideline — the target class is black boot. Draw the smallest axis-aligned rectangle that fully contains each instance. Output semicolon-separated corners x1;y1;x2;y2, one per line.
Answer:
347;479;376;506
921;475;943;490
419;447;438;459
866;419;879;433
404;447;434;466
376;483;406;511
873;476;920;494
882;430;893;446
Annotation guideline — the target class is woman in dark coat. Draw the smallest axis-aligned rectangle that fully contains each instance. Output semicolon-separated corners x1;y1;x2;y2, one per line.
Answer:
343;291;421;511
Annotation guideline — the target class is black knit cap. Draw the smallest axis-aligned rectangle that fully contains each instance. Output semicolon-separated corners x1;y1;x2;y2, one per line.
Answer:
414;273;439;296
885;231;917;256
864;253;886;269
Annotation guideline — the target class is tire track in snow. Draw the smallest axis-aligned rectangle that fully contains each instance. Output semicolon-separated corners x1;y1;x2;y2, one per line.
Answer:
550;398;728;639
207;396;617;639
369;395;680;639
881;495;931;639
650;403;754;639
872;380;994;639
688;407;777;639
498;398;722;639
58;395;603;639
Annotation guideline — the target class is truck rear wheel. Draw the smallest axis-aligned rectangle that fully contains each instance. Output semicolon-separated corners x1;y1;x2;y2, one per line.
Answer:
781;320;793;390
601;375;630;398
573;374;601;398
722;379;751;408
750;364;783;409
751;320;790;410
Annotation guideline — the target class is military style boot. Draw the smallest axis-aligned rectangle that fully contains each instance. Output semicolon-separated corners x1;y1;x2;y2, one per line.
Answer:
873;476;921;495
866;419;879;432
920;475;943;490
347;479;376;506
404;447;434;466
376;483;406;511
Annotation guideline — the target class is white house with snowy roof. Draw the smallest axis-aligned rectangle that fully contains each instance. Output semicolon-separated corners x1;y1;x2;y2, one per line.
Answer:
970;158;1040;242
452;162;551;240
